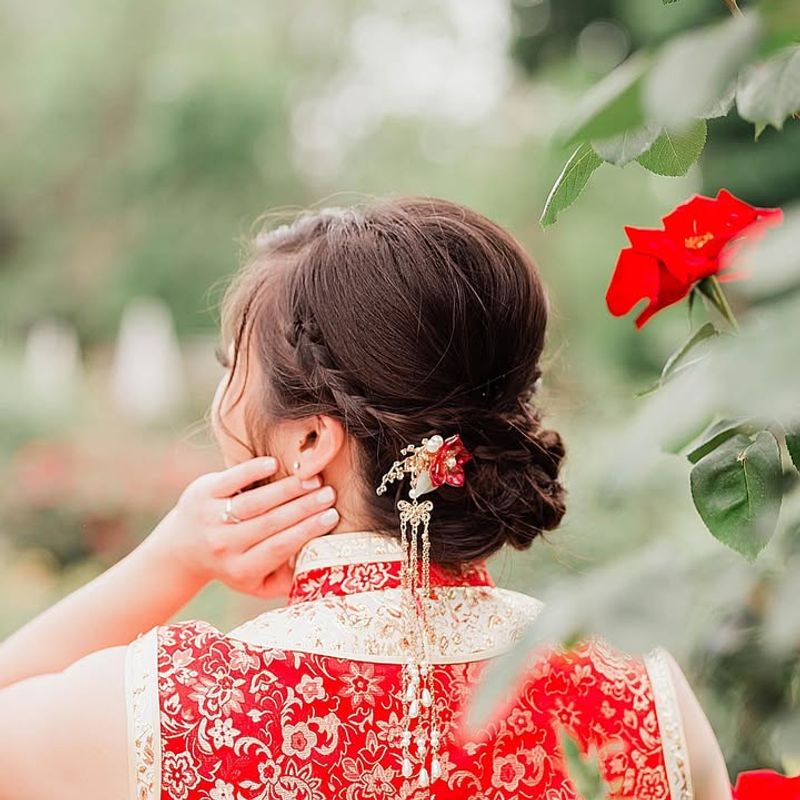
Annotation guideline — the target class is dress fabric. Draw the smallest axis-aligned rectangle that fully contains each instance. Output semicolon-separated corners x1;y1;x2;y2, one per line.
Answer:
125;530;693;800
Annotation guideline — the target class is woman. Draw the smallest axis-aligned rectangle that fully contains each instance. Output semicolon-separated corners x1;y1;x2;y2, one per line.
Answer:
0;197;730;799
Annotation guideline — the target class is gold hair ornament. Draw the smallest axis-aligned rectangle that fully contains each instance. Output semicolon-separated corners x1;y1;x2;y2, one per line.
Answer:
376;433;473;790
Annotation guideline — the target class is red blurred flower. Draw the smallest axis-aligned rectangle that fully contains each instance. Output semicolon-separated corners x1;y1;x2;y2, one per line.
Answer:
606;189;783;328
733;769;800;800
429;434;473;488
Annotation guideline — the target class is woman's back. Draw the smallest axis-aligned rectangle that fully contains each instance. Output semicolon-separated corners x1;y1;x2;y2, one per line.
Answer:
128;531;690;800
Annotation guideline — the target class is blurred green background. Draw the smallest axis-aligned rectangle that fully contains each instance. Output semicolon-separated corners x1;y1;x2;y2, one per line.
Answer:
1;0;798;779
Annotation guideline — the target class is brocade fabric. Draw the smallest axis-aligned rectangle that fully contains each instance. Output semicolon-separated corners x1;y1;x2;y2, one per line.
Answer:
125;530;692;800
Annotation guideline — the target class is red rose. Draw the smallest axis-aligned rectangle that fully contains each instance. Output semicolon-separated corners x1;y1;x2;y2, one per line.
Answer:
733;769;800;800
429;434;473;489
606;189;782;328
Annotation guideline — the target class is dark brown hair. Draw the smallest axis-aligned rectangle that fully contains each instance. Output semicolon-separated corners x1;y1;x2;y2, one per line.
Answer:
221;196;565;569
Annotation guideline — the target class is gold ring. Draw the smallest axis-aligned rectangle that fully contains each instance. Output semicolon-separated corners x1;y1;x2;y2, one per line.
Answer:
222;496;242;524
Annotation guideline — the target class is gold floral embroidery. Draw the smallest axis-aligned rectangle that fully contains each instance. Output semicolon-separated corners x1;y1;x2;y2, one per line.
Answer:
157;624;677;799
228;585;544;664
644;646;694;800
150;536;678;800
125;626;161;800
293;530;405;574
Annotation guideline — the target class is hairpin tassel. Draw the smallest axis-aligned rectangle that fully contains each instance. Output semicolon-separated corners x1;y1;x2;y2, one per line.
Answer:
376;432;473;791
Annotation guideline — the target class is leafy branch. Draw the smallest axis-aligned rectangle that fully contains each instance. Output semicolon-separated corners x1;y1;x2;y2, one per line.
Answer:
539;1;800;562
541;4;800;227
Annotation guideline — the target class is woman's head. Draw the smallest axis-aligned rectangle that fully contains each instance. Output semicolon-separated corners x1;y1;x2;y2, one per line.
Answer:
212;196;565;568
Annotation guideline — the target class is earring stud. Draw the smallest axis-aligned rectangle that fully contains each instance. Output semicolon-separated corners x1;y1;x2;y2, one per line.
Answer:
292;460;301;471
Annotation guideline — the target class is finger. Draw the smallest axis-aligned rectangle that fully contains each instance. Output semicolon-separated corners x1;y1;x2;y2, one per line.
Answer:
211;457;279;498
221;485;336;551
252;560;295;599
232;508;340;584
224;474;323;522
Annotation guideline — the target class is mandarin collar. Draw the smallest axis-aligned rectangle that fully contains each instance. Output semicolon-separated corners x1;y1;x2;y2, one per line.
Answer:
287;530;493;605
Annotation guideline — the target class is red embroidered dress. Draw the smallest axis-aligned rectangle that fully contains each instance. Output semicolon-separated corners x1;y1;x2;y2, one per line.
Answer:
125;531;693;800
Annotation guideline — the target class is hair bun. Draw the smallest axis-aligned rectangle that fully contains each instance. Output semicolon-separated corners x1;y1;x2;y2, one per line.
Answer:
465;399;566;552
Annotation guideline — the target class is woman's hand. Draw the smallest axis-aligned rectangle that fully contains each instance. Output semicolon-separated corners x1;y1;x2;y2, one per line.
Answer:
0;456;337;688
146;456;339;598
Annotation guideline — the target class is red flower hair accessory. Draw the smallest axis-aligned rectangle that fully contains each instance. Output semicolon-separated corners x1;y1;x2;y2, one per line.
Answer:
606;189;783;328
424;434;473;492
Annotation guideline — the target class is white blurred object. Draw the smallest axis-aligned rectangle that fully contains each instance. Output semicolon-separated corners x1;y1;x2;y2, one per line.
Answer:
111;297;185;422
290;0;512;179
23;319;83;404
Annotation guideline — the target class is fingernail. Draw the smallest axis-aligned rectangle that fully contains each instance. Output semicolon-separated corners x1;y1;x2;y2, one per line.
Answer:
316;486;335;504
263;457;277;471
301;477;321;490
320;508;339;526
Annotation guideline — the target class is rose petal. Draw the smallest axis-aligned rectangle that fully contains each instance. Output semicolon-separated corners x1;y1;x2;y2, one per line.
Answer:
634;263;691;328
606;249;662;317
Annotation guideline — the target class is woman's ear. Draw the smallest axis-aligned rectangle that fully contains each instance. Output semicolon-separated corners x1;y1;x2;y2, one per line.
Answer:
290;415;347;479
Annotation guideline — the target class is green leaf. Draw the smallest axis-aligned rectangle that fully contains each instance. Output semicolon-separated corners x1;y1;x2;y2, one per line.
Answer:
636;120;708;177
592;123;662;166
736;45;800;132
540;144;603;228
558;729;615;800
785;430;800;473
690;430;783;561
700;85;736;119
559;55;648;145
759;0;800;52
686;417;761;464
644;12;763;131
637;321;719;397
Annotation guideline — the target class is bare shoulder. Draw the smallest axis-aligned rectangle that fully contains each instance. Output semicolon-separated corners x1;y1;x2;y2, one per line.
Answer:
660;649;733;800
0;645;129;800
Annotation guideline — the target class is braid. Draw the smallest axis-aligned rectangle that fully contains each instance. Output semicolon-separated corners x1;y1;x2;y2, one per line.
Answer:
287;314;560;490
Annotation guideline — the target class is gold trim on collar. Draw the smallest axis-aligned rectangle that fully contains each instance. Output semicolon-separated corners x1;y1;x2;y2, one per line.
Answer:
293;530;404;574
228;585;544;664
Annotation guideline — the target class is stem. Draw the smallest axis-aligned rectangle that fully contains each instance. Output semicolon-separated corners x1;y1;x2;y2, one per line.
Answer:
721;0;743;16
708;276;740;332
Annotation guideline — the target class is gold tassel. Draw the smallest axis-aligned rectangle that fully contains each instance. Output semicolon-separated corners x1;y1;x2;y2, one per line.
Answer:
377;435;455;791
